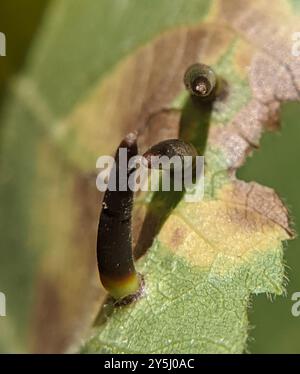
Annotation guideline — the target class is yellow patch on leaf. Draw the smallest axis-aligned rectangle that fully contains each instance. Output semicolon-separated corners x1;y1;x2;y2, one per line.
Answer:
159;181;292;270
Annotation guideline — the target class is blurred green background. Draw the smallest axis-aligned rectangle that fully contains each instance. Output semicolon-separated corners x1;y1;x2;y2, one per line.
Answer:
0;0;49;104
0;0;299;353
238;102;300;353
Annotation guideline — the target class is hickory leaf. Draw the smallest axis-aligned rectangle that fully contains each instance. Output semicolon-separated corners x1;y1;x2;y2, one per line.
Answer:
0;0;298;354
81;0;298;353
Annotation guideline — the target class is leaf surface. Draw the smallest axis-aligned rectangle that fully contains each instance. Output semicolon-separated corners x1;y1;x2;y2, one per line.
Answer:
82;0;298;353
0;0;298;353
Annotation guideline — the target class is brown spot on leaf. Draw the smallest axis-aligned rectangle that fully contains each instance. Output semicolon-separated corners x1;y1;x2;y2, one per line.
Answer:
171;227;186;247
59;24;235;168
224;180;294;237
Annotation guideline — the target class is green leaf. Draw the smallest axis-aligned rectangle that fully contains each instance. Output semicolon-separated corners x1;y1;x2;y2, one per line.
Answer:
0;0;298;354
0;0;49;102
81;0;299;353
